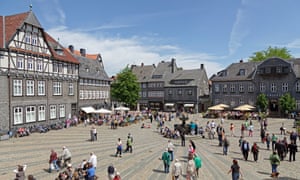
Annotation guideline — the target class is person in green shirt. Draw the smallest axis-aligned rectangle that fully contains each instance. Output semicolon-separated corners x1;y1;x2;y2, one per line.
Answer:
161;148;171;173
193;154;202;177
271;134;278;151
269;151;280;177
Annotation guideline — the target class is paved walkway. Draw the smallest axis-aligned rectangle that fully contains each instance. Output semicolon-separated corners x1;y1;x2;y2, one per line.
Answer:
0;115;299;180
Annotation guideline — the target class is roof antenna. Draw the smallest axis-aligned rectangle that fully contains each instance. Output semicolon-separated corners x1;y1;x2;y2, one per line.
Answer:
29;0;33;11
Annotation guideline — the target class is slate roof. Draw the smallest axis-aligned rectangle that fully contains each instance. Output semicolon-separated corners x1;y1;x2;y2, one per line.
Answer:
210;61;259;82
290;58;300;78
165;68;207;87
71;51;110;80
149;60;178;82
131;64;156;82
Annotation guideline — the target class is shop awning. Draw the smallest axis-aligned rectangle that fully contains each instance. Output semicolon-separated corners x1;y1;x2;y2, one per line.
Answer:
81;106;96;113
165;103;174;106
184;104;194;107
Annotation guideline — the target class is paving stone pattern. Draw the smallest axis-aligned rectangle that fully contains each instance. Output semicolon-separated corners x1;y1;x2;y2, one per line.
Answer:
0;115;299;180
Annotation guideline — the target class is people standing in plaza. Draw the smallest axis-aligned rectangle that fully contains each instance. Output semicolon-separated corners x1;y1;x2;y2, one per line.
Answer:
228;159;243;180
86;162;96;180
290;131;298;146
88;152;97;169
260;128;266;143
90;126;97;141
116;138;122;157
230;123;235;137
180;131;185;146
172;159;182;180
240;124;245;137
271;133;278;151
241;140;250;161
186;153;196;180
251;142;259;162
124;134;133;153
49;149;60;173
167;140;175;161
269;151;280;177
62;146;72;168
161;148;171;173
216;124;225;146
223;137;230;155
287;140;297;162
107;165;116;180
266;133;271;150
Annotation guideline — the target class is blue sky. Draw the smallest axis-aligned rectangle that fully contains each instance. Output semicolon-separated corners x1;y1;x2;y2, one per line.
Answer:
1;0;300;77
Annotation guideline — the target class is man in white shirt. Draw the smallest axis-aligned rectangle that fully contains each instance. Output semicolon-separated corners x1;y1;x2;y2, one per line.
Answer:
88;152;97;169
167;140;175;161
172;159;182;180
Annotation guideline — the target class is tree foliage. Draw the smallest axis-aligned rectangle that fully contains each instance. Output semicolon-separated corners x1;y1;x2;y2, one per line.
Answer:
111;66;140;108
249;46;292;62
279;93;296;114
256;93;268;112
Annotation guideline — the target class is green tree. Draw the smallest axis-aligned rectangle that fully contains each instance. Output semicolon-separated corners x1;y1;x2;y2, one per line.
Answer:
249;46;292;62
256;93;268;112
111;66;140;108
279;93;296;116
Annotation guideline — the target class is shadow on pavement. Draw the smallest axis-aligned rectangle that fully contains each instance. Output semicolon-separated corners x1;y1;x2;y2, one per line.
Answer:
152;169;166;174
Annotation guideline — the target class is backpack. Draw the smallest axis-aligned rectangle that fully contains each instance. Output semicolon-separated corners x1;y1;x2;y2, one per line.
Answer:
108;165;115;174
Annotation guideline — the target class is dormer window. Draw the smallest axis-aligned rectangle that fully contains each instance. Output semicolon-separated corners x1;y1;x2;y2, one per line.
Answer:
85;68;89;72
55;45;64;56
238;69;245;76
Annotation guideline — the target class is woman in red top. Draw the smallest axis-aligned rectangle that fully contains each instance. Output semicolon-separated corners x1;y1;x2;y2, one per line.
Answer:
49;149;60;172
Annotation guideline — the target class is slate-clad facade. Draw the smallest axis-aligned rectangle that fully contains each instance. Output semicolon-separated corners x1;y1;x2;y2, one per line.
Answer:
0;10;80;131
210;58;300;116
131;59;210;113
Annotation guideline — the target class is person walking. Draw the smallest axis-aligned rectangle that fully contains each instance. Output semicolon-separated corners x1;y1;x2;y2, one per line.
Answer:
287;140;297;162
124;134;133;153
180;131;185;146
266;133;271;150
88;152;97;169
49;149;60;173
172;159;182;180
223;137;230;155
271;133;278;151
193;154;202;177
241;140;250;161
228;159;243;180
161;148;171;173
186;153;196;180
167;140;175;161
251;142;259;162
115;138;122;157
14;165;27;180
230;123;235;137
62;146;72;168
90;126;97;141
269;151;280;177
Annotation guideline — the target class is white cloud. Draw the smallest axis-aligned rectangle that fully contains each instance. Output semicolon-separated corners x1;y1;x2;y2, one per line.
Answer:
285;39;300;49
48;27;224;77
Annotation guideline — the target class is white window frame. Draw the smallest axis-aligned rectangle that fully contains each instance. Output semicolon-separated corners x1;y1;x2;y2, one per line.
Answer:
27;58;33;70
38;81;45;96
68;83;74;95
271;83;277;93
17;57;24;69
26;106;36;123
59;104;65;118
296;81;300;92
38;105;46;121
239;84;244;92
230;84;235;92
282;83;288;92
50;105;57;119
13;79;22;96
36;59;43;72
260;82;266;92
14;107;23;125
53;82;62;95
26;80;34;96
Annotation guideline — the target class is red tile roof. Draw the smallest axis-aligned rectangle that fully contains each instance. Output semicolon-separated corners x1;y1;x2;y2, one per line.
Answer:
69;49;99;60
0;11;79;64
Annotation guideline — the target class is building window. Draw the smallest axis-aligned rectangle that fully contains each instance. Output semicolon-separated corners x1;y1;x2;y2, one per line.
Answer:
26;106;36;123
238;69;245;76
239;84;244;92
168;90;173;95
38;105;46;121
271;83;277;92
38;81;45;96
187;90;193;95
214;84;220;93
37;60;43;72
239;99;244;105
282;83;288;92
26;80;34;96
17;57;24;69
25;32;31;44
177;89;182;95
260;82;266;92
50;105;56;119
59;104;65;118
53;64;58;73
296;81;300;92
68;83;74;95
248;83;254;92
222;84;227;93
296;100;300;110
27;58;33;70
14;107;23;125
53;82;62;95
79;90;84;100
230;84;235;93
13;80;22;96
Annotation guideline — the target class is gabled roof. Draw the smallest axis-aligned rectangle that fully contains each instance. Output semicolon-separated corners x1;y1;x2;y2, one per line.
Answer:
131;64;156;82
150;60;178;82
71;49;100;60
211;61;259;81
0;12;29;48
72;53;110;80
44;32;79;64
165;68;207;87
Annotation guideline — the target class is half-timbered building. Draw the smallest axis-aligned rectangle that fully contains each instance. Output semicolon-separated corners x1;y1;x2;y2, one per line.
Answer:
0;10;79;131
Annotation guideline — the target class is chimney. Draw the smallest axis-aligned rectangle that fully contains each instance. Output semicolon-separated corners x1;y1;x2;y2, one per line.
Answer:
171;58;176;73
80;48;86;57
239;59;243;63
200;64;204;70
141;62;144;67
68;45;74;53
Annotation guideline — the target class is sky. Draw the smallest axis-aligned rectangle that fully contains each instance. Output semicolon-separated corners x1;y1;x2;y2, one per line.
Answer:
1;0;300;77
